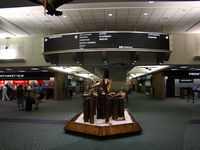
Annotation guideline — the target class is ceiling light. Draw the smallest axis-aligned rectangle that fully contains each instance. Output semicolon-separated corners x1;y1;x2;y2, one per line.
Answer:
195;69;200;71
31;68;39;70
50;66;73;73
180;66;188;69
149;1;154;3
144;12;148;16
5;68;13;71
108;13;112;17
41;70;48;72
63;15;67;18
171;68;178;71
19;70;26;72
0;48;17;59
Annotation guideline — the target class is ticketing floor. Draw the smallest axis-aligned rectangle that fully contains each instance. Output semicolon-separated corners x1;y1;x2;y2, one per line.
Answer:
0;93;199;150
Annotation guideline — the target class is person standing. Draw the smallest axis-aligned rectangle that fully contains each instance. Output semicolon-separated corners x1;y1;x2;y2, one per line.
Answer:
16;85;25;111
2;84;10;101
68;83;73;99
33;84;40;110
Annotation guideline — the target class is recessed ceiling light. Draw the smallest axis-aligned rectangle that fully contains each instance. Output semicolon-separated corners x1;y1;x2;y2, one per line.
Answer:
144;12;148;16
171;68;178;71
149;1;154;3
31;68;39;70
180;66;188;69
19;70;26;72
63;15;67;18
108;13;113;17
5;68;12;71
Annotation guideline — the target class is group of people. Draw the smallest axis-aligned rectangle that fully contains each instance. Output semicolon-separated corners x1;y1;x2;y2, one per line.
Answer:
1;83;44;111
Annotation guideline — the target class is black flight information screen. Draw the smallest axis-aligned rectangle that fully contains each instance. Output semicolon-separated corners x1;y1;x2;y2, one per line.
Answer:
44;32;169;52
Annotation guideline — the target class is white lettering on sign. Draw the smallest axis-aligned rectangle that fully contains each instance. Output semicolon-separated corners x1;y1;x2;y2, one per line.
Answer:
119;46;133;49
0;74;24;78
189;73;200;76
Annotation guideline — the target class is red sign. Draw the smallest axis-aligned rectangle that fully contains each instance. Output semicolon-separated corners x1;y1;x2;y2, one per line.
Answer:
13;80;29;84
0;80;5;84
38;80;44;84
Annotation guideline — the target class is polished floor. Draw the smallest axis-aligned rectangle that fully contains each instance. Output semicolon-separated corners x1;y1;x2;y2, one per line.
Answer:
0;93;200;150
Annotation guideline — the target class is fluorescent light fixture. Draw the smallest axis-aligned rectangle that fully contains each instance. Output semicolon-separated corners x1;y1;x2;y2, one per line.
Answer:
5;68;13;71
128;65;169;79
171;68;178;71
50;66;73;73
108;13;112;17
149;1;154;3
19;70;26;72
75;73;91;78
63;15;67;18
144;12;148;16
0;49;17;59
31;68;39;70
41;70;48;72
180;66;188;69
129;73;145;79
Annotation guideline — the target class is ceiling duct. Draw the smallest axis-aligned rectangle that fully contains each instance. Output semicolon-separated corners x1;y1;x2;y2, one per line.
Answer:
193;56;200;61
44;54;59;66
0;59;25;63
156;52;170;64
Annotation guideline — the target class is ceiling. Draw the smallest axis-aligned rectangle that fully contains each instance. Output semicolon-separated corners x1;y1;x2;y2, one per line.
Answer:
1;1;200;80
0;1;200;37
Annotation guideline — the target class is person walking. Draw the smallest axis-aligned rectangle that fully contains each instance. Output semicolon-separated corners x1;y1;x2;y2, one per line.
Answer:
16;85;25;111
2;84;10;101
33;84;40;110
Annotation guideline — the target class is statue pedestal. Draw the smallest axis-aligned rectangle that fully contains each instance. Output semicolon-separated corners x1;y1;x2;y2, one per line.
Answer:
64;108;142;136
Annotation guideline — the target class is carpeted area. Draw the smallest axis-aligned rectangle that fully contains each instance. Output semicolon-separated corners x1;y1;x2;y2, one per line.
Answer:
0;93;199;150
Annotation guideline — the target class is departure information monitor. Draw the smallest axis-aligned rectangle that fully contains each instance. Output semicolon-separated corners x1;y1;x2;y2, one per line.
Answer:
44;32;169;52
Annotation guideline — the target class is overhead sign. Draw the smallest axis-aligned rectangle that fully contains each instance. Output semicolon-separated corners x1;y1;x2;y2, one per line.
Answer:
0;80;5;84
0;74;24;78
179;79;193;83
13;80;29;84
189;72;200;76
44;32;169;52
0;72;54;80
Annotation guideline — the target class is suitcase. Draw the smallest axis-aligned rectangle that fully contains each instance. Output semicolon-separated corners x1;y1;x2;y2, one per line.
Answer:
25;97;32;111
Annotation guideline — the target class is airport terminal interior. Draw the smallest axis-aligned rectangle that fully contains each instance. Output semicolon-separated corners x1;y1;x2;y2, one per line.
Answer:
0;0;200;150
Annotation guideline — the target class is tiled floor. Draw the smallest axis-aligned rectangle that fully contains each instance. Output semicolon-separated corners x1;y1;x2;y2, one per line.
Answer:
0;93;199;150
